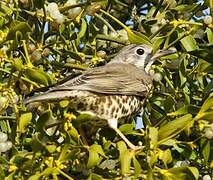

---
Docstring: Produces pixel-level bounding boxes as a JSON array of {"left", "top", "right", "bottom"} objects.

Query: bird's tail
[{"left": 24, "top": 90, "right": 81, "bottom": 104}]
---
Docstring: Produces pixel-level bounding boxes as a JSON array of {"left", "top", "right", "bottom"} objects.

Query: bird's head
[{"left": 110, "top": 44, "right": 176, "bottom": 73}]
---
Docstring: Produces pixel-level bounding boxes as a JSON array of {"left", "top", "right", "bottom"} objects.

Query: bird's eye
[{"left": 136, "top": 48, "right": 145, "bottom": 55}]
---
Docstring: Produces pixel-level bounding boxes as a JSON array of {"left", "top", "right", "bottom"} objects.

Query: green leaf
[
  {"left": 200, "top": 138, "right": 210, "bottom": 163},
  {"left": 36, "top": 110, "right": 52, "bottom": 133},
  {"left": 87, "top": 144, "right": 105, "bottom": 168},
  {"left": 151, "top": 37, "right": 165, "bottom": 52},
  {"left": 206, "top": 28, "right": 213, "bottom": 44},
  {"left": 87, "top": 149, "right": 100, "bottom": 168},
  {"left": 189, "top": 45, "right": 213, "bottom": 63},
  {"left": 174, "top": 3, "right": 200, "bottom": 12},
  {"left": 119, "top": 123, "right": 134, "bottom": 135},
  {"left": 158, "top": 114, "right": 192, "bottom": 142},
  {"left": 89, "top": 144, "right": 105, "bottom": 157},
  {"left": 0, "top": 2, "right": 13, "bottom": 16},
  {"left": 6, "top": 21, "right": 31, "bottom": 41},
  {"left": 149, "top": 127, "right": 158, "bottom": 149},
  {"left": 127, "top": 29, "right": 151, "bottom": 45},
  {"left": 76, "top": 18, "right": 87, "bottom": 45},
  {"left": 13, "top": 57, "right": 24, "bottom": 71},
  {"left": 31, "top": 133, "right": 46, "bottom": 152},
  {"left": 159, "top": 149, "right": 173, "bottom": 165},
  {"left": 160, "top": 139, "right": 176, "bottom": 146},
  {"left": 133, "top": 156, "right": 141, "bottom": 177},
  {"left": 200, "top": 93, "right": 213, "bottom": 113},
  {"left": 68, "top": 125, "right": 80, "bottom": 143},
  {"left": 180, "top": 35, "right": 198, "bottom": 52},
  {"left": 117, "top": 141, "right": 127, "bottom": 154},
  {"left": 196, "top": 111, "right": 213, "bottom": 122},
  {"left": 58, "top": 144, "right": 79, "bottom": 161},
  {"left": 167, "top": 105, "right": 199, "bottom": 116},
  {"left": 18, "top": 112, "right": 32, "bottom": 133},
  {"left": 120, "top": 149, "right": 133, "bottom": 176},
  {"left": 179, "top": 57, "right": 187, "bottom": 86},
  {"left": 160, "top": 166, "right": 199, "bottom": 180},
  {"left": 209, "top": 0, "right": 213, "bottom": 8},
  {"left": 45, "top": 144, "right": 57, "bottom": 153},
  {"left": 59, "top": 100, "right": 69, "bottom": 108},
  {"left": 24, "top": 68, "right": 50, "bottom": 86},
  {"left": 0, "top": 156, "right": 8, "bottom": 164}
]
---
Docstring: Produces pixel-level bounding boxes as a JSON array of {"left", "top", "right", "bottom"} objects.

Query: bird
[{"left": 25, "top": 44, "right": 176, "bottom": 150}]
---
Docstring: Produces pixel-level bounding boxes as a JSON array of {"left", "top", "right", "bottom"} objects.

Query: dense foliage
[{"left": 0, "top": 0, "right": 213, "bottom": 179}]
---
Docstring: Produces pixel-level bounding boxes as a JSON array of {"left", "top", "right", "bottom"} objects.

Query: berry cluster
[{"left": 0, "top": 132, "right": 12, "bottom": 153}]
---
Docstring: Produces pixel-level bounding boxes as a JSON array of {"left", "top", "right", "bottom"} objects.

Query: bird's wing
[{"left": 49, "top": 63, "right": 152, "bottom": 97}]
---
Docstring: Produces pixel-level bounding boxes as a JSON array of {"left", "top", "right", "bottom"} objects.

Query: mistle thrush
[{"left": 25, "top": 44, "right": 175, "bottom": 150}]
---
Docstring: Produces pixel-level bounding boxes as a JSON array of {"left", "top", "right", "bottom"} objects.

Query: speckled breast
[{"left": 76, "top": 94, "right": 143, "bottom": 127}]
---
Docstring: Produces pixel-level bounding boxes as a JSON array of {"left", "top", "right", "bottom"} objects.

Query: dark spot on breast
[
  {"left": 90, "top": 103, "right": 93, "bottom": 110},
  {"left": 100, "top": 106, "right": 104, "bottom": 114},
  {"left": 111, "top": 106, "right": 116, "bottom": 115},
  {"left": 116, "top": 107, "right": 119, "bottom": 113},
  {"left": 122, "top": 107, "right": 126, "bottom": 114},
  {"left": 130, "top": 105, "right": 134, "bottom": 111},
  {"left": 119, "top": 102, "right": 122, "bottom": 109},
  {"left": 122, "top": 97, "right": 126, "bottom": 104},
  {"left": 96, "top": 98, "right": 101, "bottom": 104},
  {"left": 106, "top": 109, "right": 109, "bottom": 115},
  {"left": 108, "top": 96, "right": 113, "bottom": 107},
  {"left": 77, "top": 102, "right": 84, "bottom": 109},
  {"left": 117, "top": 96, "right": 121, "bottom": 104},
  {"left": 100, "top": 96, "right": 106, "bottom": 103}
]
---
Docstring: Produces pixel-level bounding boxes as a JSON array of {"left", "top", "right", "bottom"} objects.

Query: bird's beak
[{"left": 151, "top": 48, "right": 177, "bottom": 61}]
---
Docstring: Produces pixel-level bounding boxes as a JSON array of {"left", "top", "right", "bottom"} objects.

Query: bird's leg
[{"left": 107, "top": 119, "right": 143, "bottom": 150}]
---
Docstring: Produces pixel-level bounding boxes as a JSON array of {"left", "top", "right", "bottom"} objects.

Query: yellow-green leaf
[
  {"left": 19, "top": 112, "right": 32, "bottom": 133},
  {"left": 206, "top": 28, "right": 213, "bottom": 44},
  {"left": 180, "top": 35, "right": 198, "bottom": 52},
  {"left": 158, "top": 114, "right": 192, "bottom": 142},
  {"left": 127, "top": 29, "right": 151, "bottom": 45},
  {"left": 117, "top": 141, "right": 127, "bottom": 154},
  {"left": 120, "top": 149, "right": 133, "bottom": 175},
  {"left": 133, "top": 156, "right": 141, "bottom": 177},
  {"left": 89, "top": 144, "right": 105, "bottom": 157},
  {"left": 149, "top": 127, "right": 158, "bottom": 149},
  {"left": 87, "top": 149, "right": 100, "bottom": 168},
  {"left": 24, "top": 68, "right": 49, "bottom": 86}
]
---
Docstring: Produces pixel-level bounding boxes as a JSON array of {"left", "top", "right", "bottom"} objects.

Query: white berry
[
  {"left": 97, "top": 50, "right": 106, "bottom": 58},
  {"left": 46, "top": 2, "right": 64, "bottom": 24},
  {"left": 204, "top": 15, "right": 212, "bottom": 25},
  {"left": 205, "top": 128, "right": 213, "bottom": 139},
  {"left": 5, "top": 141, "right": 12, "bottom": 150},
  {"left": 55, "top": 14, "right": 65, "bottom": 24},
  {"left": 151, "top": 24, "right": 159, "bottom": 34},
  {"left": 42, "top": 48, "right": 50, "bottom": 57},
  {"left": 153, "top": 73, "right": 163, "bottom": 82},
  {"left": 0, "top": 132, "right": 8, "bottom": 142},
  {"left": 0, "top": 142, "right": 8, "bottom": 152},
  {"left": 65, "top": 0, "right": 81, "bottom": 19},
  {"left": 28, "top": 43, "right": 36, "bottom": 53},
  {"left": 203, "top": 174, "right": 211, "bottom": 180},
  {"left": 31, "top": 50, "right": 41, "bottom": 62}
]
